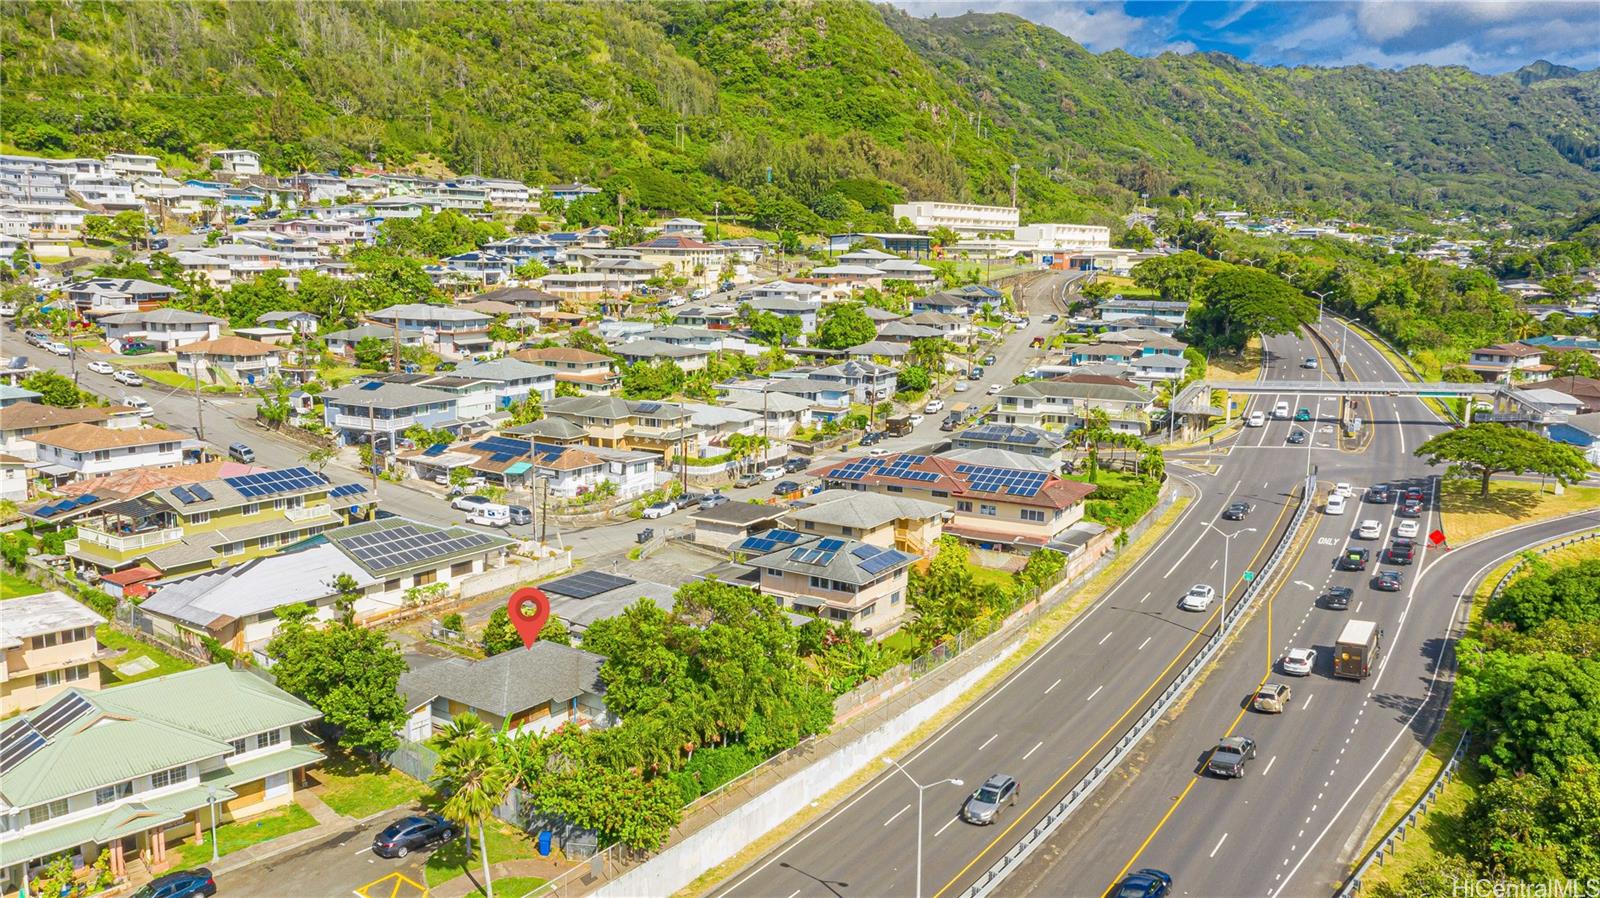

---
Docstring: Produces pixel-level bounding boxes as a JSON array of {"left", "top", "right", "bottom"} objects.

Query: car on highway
[
  {"left": 734, "top": 473, "right": 761, "bottom": 489},
  {"left": 953, "top": 379, "right": 969, "bottom": 392},
  {"left": 1373, "top": 569, "right": 1405, "bottom": 591},
  {"left": 87, "top": 359, "right": 115, "bottom": 375},
  {"left": 1334, "top": 482, "right": 1353, "bottom": 497},
  {"left": 1252, "top": 683, "right": 1292, "bottom": 713},
  {"left": 1179, "top": 583, "right": 1217, "bottom": 612},
  {"left": 961, "top": 774, "right": 1018, "bottom": 825},
  {"left": 1287, "top": 428, "right": 1307, "bottom": 444},
  {"left": 1357, "top": 519, "right": 1382, "bottom": 539},
  {"left": 987, "top": 383, "right": 1002, "bottom": 395},
  {"left": 129, "top": 868, "right": 216, "bottom": 898},
  {"left": 698, "top": 492, "right": 729, "bottom": 510},
  {"left": 772, "top": 480, "right": 802, "bottom": 495},
  {"left": 1294, "top": 407, "right": 1312, "bottom": 421},
  {"left": 1207, "top": 736, "right": 1257, "bottom": 778},
  {"left": 1403, "top": 487, "right": 1426, "bottom": 504},
  {"left": 1247, "top": 411, "right": 1266, "bottom": 427},
  {"left": 759, "top": 465, "right": 785, "bottom": 481},
  {"left": 1302, "top": 358, "right": 1318, "bottom": 369},
  {"left": 451, "top": 494, "right": 491, "bottom": 513},
  {"left": 1325, "top": 494, "right": 1347, "bottom": 515},
  {"left": 1395, "top": 518, "right": 1420, "bottom": 539},
  {"left": 1397, "top": 499, "right": 1423, "bottom": 518},
  {"left": 1337, "top": 547, "right": 1370, "bottom": 571},
  {"left": 1322, "top": 586, "right": 1353, "bottom": 610},
  {"left": 1221, "top": 501, "right": 1252, "bottom": 521},
  {"left": 1384, "top": 538, "right": 1416, "bottom": 565},
  {"left": 925, "top": 399, "right": 944, "bottom": 414},
  {"left": 1273, "top": 401, "right": 1290, "bottom": 419},
  {"left": 1281, "top": 647, "right": 1316, "bottom": 676},
  {"left": 1366, "top": 484, "right": 1394, "bottom": 504},
  {"left": 1112, "top": 868, "right": 1172, "bottom": 898},
  {"left": 641, "top": 499, "right": 678, "bottom": 519},
  {"left": 371, "top": 813, "right": 458, "bottom": 859}
]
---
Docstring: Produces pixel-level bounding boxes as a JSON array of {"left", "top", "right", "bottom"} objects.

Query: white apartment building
[
  {"left": 104, "top": 153, "right": 163, "bottom": 180},
  {"left": 893, "top": 201, "right": 1020, "bottom": 236},
  {"left": 1014, "top": 223, "right": 1112, "bottom": 253}
]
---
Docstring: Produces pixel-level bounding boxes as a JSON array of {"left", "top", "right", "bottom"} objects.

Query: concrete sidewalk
[{"left": 209, "top": 794, "right": 400, "bottom": 877}]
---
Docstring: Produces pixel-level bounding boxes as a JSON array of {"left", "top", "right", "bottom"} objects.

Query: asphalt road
[
  {"left": 709, "top": 328, "right": 1338, "bottom": 898},
  {"left": 213, "top": 812, "right": 433, "bottom": 898},
  {"left": 995, "top": 317, "right": 1600, "bottom": 898}
]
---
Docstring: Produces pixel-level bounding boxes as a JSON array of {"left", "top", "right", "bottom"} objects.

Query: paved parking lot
[{"left": 215, "top": 813, "right": 431, "bottom": 898}]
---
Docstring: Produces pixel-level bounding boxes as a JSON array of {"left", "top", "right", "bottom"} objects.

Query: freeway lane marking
[
  {"left": 1210, "top": 558, "right": 1218, "bottom": 570},
  {"left": 979, "top": 734, "right": 997, "bottom": 750},
  {"left": 1024, "top": 741, "right": 1044, "bottom": 760},
  {"left": 787, "top": 892, "right": 800, "bottom": 898},
  {"left": 1086, "top": 685, "right": 1104, "bottom": 701},
  {"left": 1303, "top": 692, "right": 1314, "bottom": 711},
  {"left": 1139, "top": 591, "right": 1150, "bottom": 604},
  {"left": 1210, "top": 833, "right": 1229, "bottom": 858},
  {"left": 1098, "top": 631, "right": 1113, "bottom": 646},
  {"left": 1137, "top": 636, "right": 1152, "bottom": 651},
  {"left": 935, "top": 817, "right": 959, "bottom": 838},
  {"left": 1045, "top": 678, "right": 1061, "bottom": 694},
  {"left": 1262, "top": 755, "right": 1276, "bottom": 777},
  {"left": 884, "top": 804, "right": 910, "bottom": 827}
]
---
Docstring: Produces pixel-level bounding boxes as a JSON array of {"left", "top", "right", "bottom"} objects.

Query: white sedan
[
  {"left": 1179, "top": 584, "right": 1217, "bottom": 612},
  {"left": 987, "top": 384, "right": 1002, "bottom": 395},
  {"left": 87, "top": 360, "right": 115, "bottom": 376},
  {"left": 1357, "top": 519, "right": 1383, "bottom": 539},
  {"left": 908, "top": 414, "right": 924, "bottom": 426},
  {"left": 953, "top": 380, "right": 970, "bottom": 393},
  {"left": 1281, "top": 647, "right": 1317, "bottom": 676},
  {"left": 758, "top": 466, "right": 785, "bottom": 481},
  {"left": 113, "top": 369, "right": 144, "bottom": 387},
  {"left": 1396, "top": 519, "right": 1420, "bottom": 539},
  {"left": 640, "top": 500, "right": 677, "bottom": 519}
]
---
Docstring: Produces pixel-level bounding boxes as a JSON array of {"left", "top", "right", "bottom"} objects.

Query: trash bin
[{"left": 538, "top": 830, "right": 553, "bottom": 857}]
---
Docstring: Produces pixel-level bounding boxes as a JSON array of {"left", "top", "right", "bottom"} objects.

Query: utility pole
[
  {"left": 1009, "top": 163, "right": 1020, "bottom": 209},
  {"left": 539, "top": 475, "right": 548, "bottom": 544},
  {"left": 391, "top": 319, "right": 401, "bottom": 373},
  {"left": 192, "top": 353, "right": 206, "bottom": 442}
]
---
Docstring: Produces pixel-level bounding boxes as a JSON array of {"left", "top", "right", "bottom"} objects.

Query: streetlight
[
  {"left": 205, "top": 787, "right": 221, "bottom": 862},
  {"left": 1203, "top": 523, "right": 1257, "bottom": 635},
  {"left": 882, "top": 757, "right": 963, "bottom": 898}
]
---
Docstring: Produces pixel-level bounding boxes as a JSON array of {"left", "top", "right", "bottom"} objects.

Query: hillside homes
[{"left": 0, "top": 591, "right": 114, "bottom": 717}]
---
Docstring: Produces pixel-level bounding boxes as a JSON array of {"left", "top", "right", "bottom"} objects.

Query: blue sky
[{"left": 890, "top": 1, "right": 1600, "bottom": 73}]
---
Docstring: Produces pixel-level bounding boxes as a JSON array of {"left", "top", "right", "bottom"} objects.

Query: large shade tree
[
  {"left": 1414, "top": 423, "right": 1591, "bottom": 497},
  {"left": 1188, "top": 267, "right": 1316, "bottom": 354}
]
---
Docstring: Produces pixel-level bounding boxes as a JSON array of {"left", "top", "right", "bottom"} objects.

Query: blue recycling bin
[{"left": 537, "top": 830, "right": 553, "bottom": 856}]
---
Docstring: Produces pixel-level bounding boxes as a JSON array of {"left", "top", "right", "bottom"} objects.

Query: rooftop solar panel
[
  {"left": 543, "top": 570, "right": 637, "bottom": 599},
  {"left": 423, "top": 443, "right": 448, "bottom": 457},
  {"left": 859, "top": 549, "right": 909, "bottom": 576},
  {"left": 32, "top": 692, "right": 92, "bottom": 738},
  {"left": 817, "top": 538, "right": 846, "bottom": 552},
  {"left": 188, "top": 485, "right": 213, "bottom": 501},
  {"left": 171, "top": 486, "right": 195, "bottom": 504},
  {"left": 0, "top": 719, "right": 45, "bottom": 775},
  {"left": 361, "top": 380, "right": 384, "bottom": 390},
  {"left": 35, "top": 504, "right": 58, "bottom": 517}
]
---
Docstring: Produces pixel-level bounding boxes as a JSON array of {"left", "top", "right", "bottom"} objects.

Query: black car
[
  {"left": 1221, "top": 501, "right": 1253, "bottom": 521},
  {"left": 1337, "top": 547, "right": 1371, "bottom": 571},
  {"left": 1287, "top": 429, "right": 1308, "bottom": 445},
  {"left": 131, "top": 869, "right": 216, "bottom": 898},
  {"left": 1323, "top": 586, "right": 1353, "bottom": 610},
  {"left": 772, "top": 480, "right": 802, "bottom": 495},
  {"left": 1113, "top": 868, "right": 1173, "bottom": 898},
  {"left": 859, "top": 431, "right": 884, "bottom": 446},
  {"left": 372, "top": 813, "right": 458, "bottom": 858},
  {"left": 783, "top": 457, "right": 810, "bottom": 474},
  {"left": 1373, "top": 570, "right": 1404, "bottom": 592},
  {"left": 1384, "top": 538, "right": 1415, "bottom": 565},
  {"left": 1397, "top": 499, "right": 1423, "bottom": 518},
  {"left": 1366, "top": 484, "right": 1394, "bottom": 504}
]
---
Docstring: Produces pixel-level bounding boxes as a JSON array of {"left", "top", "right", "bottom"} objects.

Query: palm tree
[{"left": 433, "top": 722, "right": 510, "bottom": 898}]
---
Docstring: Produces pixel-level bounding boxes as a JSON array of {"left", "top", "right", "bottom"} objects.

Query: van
[
  {"left": 468, "top": 503, "right": 511, "bottom": 528},
  {"left": 228, "top": 442, "right": 255, "bottom": 463},
  {"left": 1273, "top": 401, "right": 1290, "bottom": 419}
]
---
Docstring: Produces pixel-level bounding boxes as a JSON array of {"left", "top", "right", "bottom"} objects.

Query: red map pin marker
[{"left": 507, "top": 587, "right": 551, "bottom": 649}]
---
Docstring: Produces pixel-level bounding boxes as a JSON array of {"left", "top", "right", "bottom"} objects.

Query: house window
[
  {"left": 767, "top": 568, "right": 783, "bottom": 579},
  {"left": 859, "top": 603, "right": 877, "bottom": 618},
  {"left": 886, "top": 485, "right": 903, "bottom": 493},
  {"left": 31, "top": 631, "right": 58, "bottom": 649},
  {"left": 63, "top": 664, "right": 89, "bottom": 683},
  {"left": 385, "top": 579, "right": 401, "bottom": 592},
  {"left": 241, "top": 503, "right": 260, "bottom": 515},
  {"left": 891, "top": 590, "right": 902, "bottom": 605},
  {"left": 255, "top": 729, "right": 283, "bottom": 750},
  {"left": 810, "top": 575, "right": 828, "bottom": 589},
  {"left": 842, "top": 526, "right": 855, "bottom": 536},
  {"left": 228, "top": 738, "right": 248, "bottom": 756},
  {"left": 189, "top": 511, "right": 211, "bottom": 525},
  {"left": 69, "top": 627, "right": 90, "bottom": 643},
  {"left": 451, "top": 561, "right": 473, "bottom": 577},
  {"left": 29, "top": 799, "right": 68, "bottom": 825},
  {"left": 37, "top": 669, "right": 62, "bottom": 687},
  {"left": 1020, "top": 509, "right": 1046, "bottom": 523},
  {"left": 980, "top": 504, "right": 998, "bottom": 517},
  {"left": 151, "top": 765, "right": 187, "bottom": 788},
  {"left": 826, "top": 608, "right": 850, "bottom": 622},
  {"left": 220, "top": 542, "right": 242, "bottom": 556},
  {"left": 803, "top": 521, "right": 815, "bottom": 530},
  {"left": 956, "top": 501, "right": 973, "bottom": 513},
  {"left": 95, "top": 782, "right": 133, "bottom": 805},
  {"left": 415, "top": 570, "right": 437, "bottom": 587},
  {"left": 932, "top": 490, "right": 949, "bottom": 498}
]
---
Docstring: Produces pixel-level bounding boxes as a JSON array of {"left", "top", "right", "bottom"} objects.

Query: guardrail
[
  {"left": 960, "top": 471, "right": 1318, "bottom": 898},
  {"left": 1334, "top": 527, "right": 1599, "bottom": 895}
]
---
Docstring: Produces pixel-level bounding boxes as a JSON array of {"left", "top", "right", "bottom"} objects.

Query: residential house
[
  {"left": 629, "top": 236, "right": 729, "bottom": 284},
  {"left": 873, "top": 259, "right": 936, "bottom": 286},
  {"left": 813, "top": 451, "right": 1097, "bottom": 550},
  {"left": 1548, "top": 412, "right": 1600, "bottom": 465},
  {"left": 658, "top": 218, "right": 706, "bottom": 240},
  {"left": 105, "top": 153, "right": 163, "bottom": 179},
  {"left": 951, "top": 423, "right": 1068, "bottom": 466},
  {"left": 441, "top": 251, "right": 514, "bottom": 286},
  {"left": 1466, "top": 343, "right": 1552, "bottom": 383},
  {"left": 744, "top": 296, "right": 820, "bottom": 334},
  {"left": 535, "top": 272, "right": 612, "bottom": 301},
  {"left": 0, "top": 386, "right": 40, "bottom": 409},
  {"left": 366, "top": 303, "right": 493, "bottom": 359},
  {"left": 812, "top": 360, "right": 898, "bottom": 403},
  {"left": 29, "top": 424, "right": 185, "bottom": 485},
  {"left": 65, "top": 466, "right": 372, "bottom": 577},
  {"left": 456, "top": 177, "right": 534, "bottom": 211},
  {"left": 613, "top": 339, "right": 711, "bottom": 372},
  {"left": 1129, "top": 353, "right": 1190, "bottom": 383},
  {"left": 545, "top": 183, "right": 602, "bottom": 203},
  {"left": 743, "top": 281, "right": 823, "bottom": 304},
  {"left": 1097, "top": 298, "right": 1189, "bottom": 326},
  {"left": 1101, "top": 315, "right": 1181, "bottom": 337},
  {"left": 875, "top": 320, "right": 945, "bottom": 344},
  {"left": 511, "top": 347, "right": 618, "bottom": 395},
  {"left": 174, "top": 336, "right": 284, "bottom": 386},
  {"left": 524, "top": 445, "right": 657, "bottom": 499},
  {"left": 538, "top": 571, "right": 680, "bottom": 637},
  {"left": 993, "top": 379, "right": 1156, "bottom": 435},
  {"left": 745, "top": 533, "right": 917, "bottom": 635},
  {"left": 1521, "top": 376, "right": 1600, "bottom": 414},
  {"left": 291, "top": 172, "right": 348, "bottom": 203},
  {"left": 903, "top": 311, "right": 968, "bottom": 338},
  {"left": 65, "top": 279, "right": 180, "bottom": 318},
  {"left": 807, "top": 264, "right": 885, "bottom": 291},
  {"left": 472, "top": 286, "right": 565, "bottom": 316},
  {"left": 378, "top": 373, "right": 497, "bottom": 422},
  {"left": 210, "top": 150, "right": 261, "bottom": 177},
  {"left": 720, "top": 378, "right": 854, "bottom": 422},
  {"left": 784, "top": 490, "right": 947, "bottom": 555},
  {"left": 321, "top": 381, "right": 458, "bottom": 447},
  {"left": 910, "top": 291, "right": 978, "bottom": 317},
  {"left": 891, "top": 201, "right": 1019, "bottom": 235},
  {"left": 689, "top": 503, "right": 793, "bottom": 550},
  {"left": 542, "top": 396, "right": 703, "bottom": 460},
  {"left": 321, "top": 324, "right": 424, "bottom": 357},
  {"left": 721, "top": 391, "right": 814, "bottom": 439},
  {"left": 255, "top": 310, "right": 320, "bottom": 334},
  {"left": 0, "top": 666, "right": 323, "bottom": 895},
  {"left": 0, "top": 405, "right": 141, "bottom": 462},
  {"left": 848, "top": 340, "right": 909, "bottom": 363},
  {"left": 0, "top": 591, "right": 112, "bottom": 717},
  {"left": 0, "top": 454, "right": 25, "bottom": 503},
  {"left": 98, "top": 309, "right": 223, "bottom": 353},
  {"left": 457, "top": 357, "right": 558, "bottom": 408},
  {"left": 1068, "top": 343, "right": 1137, "bottom": 367},
  {"left": 480, "top": 236, "right": 560, "bottom": 265},
  {"left": 397, "top": 642, "right": 611, "bottom": 742}
]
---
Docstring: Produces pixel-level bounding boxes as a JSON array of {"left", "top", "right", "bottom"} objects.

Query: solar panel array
[
  {"left": 955, "top": 464, "right": 1049, "bottom": 497},
  {"left": 423, "top": 443, "right": 448, "bottom": 457},
  {"left": 736, "top": 529, "right": 806, "bottom": 554},
  {"left": 534, "top": 447, "right": 566, "bottom": 463},
  {"left": 0, "top": 718, "right": 45, "bottom": 774},
  {"left": 962, "top": 424, "right": 1042, "bottom": 446},
  {"left": 635, "top": 402, "right": 662, "bottom": 414},
  {"left": 472, "top": 436, "right": 531, "bottom": 458},
  {"left": 223, "top": 467, "right": 330, "bottom": 498},
  {"left": 34, "top": 494, "right": 101, "bottom": 517},
  {"left": 172, "top": 486, "right": 195, "bottom": 504},
  {"left": 340, "top": 524, "right": 496, "bottom": 573},
  {"left": 825, "top": 454, "right": 940, "bottom": 483},
  {"left": 851, "top": 543, "right": 913, "bottom": 576},
  {"left": 190, "top": 484, "right": 214, "bottom": 501},
  {"left": 543, "top": 570, "right": 637, "bottom": 599},
  {"left": 33, "top": 692, "right": 92, "bottom": 738},
  {"left": 792, "top": 536, "right": 846, "bottom": 566},
  {"left": 329, "top": 483, "right": 368, "bottom": 499}
]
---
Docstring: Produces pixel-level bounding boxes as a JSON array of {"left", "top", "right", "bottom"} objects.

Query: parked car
[
  {"left": 984, "top": 383, "right": 1001, "bottom": 395},
  {"left": 87, "top": 359, "right": 115, "bottom": 375},
  {"left": 961, "top": 774, "right": 1019, "bottom": 825},
  {"left": 1357, "top": 519, "right": 1382, "bottom": 539},
  {"left": 1373, "top": 570, "right": 1405, "bottom": 592},
  {"left": 47, "top": 341, "right": 71, "bottom": 357},
  {"left": 1395, "top": 519, "right": 1420, "bottom": 539},
  {"left": 113, "top": 368, "right": 144, "bottom": 386},
  {"left": 641, "top": 500, "right": 677, "bottom": 519},
  {"left": 908, "top": 414, "right": 924, "bottom": 426},
  {"left": 371, "top": 814, "right": 458, "bottom": 859},
  {"left": 1207, "top": 736, "right": 1257, "bottom": 778},
  {"left": 503, "top": 505, "right": 531, "bottom": 526},
  {"left": 1179, "top": 583, "right": 1217, "bottom": 612},
  {"left": 122, "top": 395, "right": 154, "bottom": 418},
  {"left": 734, "top": 473, "right": 761, "bottom": 489},
  {"left": 1252, "top": 683, "right": 1292, "bottom": 713},
  {"left": 1337, "top": 547, "right": 1370, "bottom": 571},
  {"left": 925, "top": 399, "right": 944, "bottom": 414},
  {"left": 772, "top": 480, "right": 802, "bottom": 495},
  {"left": 451, "top": 494, "right": 491, "bottom": 513},
  {"left": 983, "top": 354, "right": 997, "bottom": 366},
  {"left": 759, "top": 465, "right": 785, "bottom": 481},
  {"left": 859, "top": 431, "right": 883, "bottom": 447},
  {"left": 23, "top": 330, "right": 48, "bottom": 347},
  {"left": 1384, "top": 538, "right": 1416, "bottom": 565},
  {"left": 1112, "top": 869, "right": 1172, "bottom": 898},
  {"left": 1322, "top": 586, "right": 1353, "bottom": 611},
  {"left": 783, "top": 457, "right": 810, "bottom": 474},
  {"left": 1287, "top": 429, "right": 1307, "bottom": 445},
  {"left": 130, "top": 868, "right": 216, "bottom": 898},
  {"left": 867, "top": 447, "right": 890, "bottom": 458},
  {"left": 1281, "top": 647, "right": 1316, "bottom": 676},
  {"left": 698, "top": 492, "right": 729, "bottom": 510},
  {"left": 1221, "top": 501, "right": 1252, "bottom": 521},
  {"left": 227, "top": 442, "right": 255, "bottom": 463}
]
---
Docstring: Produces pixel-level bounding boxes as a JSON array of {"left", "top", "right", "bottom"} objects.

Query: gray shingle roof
[{"left": 397, "top": 641, "right": 605, "bottom": 718}]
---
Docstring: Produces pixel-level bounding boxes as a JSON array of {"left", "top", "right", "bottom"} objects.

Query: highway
[
  {"left": 708, "top": 327, "right": 1339, "bottom": 898},
  {"left": 994, "top": 317, "right": 1600, "bottom": 898}
]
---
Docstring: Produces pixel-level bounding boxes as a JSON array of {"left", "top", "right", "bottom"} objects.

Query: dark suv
[
  {"left": 1366, "top": 484, "right": 1394, "bottom": 504},
  {"left": 131, "top": 869, "right": 216, "bottom": 898},
  {"left": 372, "top": 814, "right": 458, "bottom": 858},
  {"left": 1383, "top": 538, "right": 1415, "bottom": 565},
  {"left": 1322, "top": 586, "right": 1353, "bottom": 610},
  {"left": 1337, "top": 547, "right": 1370, "bottom": 571}
]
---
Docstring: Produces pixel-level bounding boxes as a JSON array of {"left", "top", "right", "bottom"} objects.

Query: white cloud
[
  {"left": 1207, "top": 1, "right": 1259, "bottom": 30},
  {"left": 1354, "top": 0, "right": 1426, "bottom": 43}
]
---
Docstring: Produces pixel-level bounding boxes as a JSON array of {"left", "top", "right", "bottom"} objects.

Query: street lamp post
[
  {"left": 1204, "top": 523, "right": 1257, "bottom": 635},
  {"left": 205, "top": 787, "right": 220, "bottom": 862},
  {"left": 882, "top": 757, "right": 963, "bottom": 898}
]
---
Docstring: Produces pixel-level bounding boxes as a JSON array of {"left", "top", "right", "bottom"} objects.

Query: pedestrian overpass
[{"left": 1168, "top": 378, "right": 1564, "bottom": 430}]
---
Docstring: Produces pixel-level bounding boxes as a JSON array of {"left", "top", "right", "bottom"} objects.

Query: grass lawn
[
  {"left": 424, "top": 818, "right": 535, "bottom": 888},
  {"left": 1060, "top": 469, "right": 1141, "bottom": 491},
  {"left": 313, "top": 753, "right": 432, "bottom": 820},
  {"left": 879, "top": 629, "right": 917, "bottom": 658},
  {"left": 97, "top": 624, "right": 196, "bottom": 685},
  {"left": 0, "top": 570, "right": 43, "bottom": 599},
  {"left": 169, "top": 802, "right": 319, "bottom": 870},
  {"left": 1090, "top": 274, "right": 1160, "bottom": 298},
  {"left": 967, "top": 559, "right": 1014, "bottom": 593},
  {"left": 318, "top": 365, "right": 383, "bottom": 387},
  {"left": 1206, "top": 336, "right": 1263, "bottom": 383},
  {"left": 463, "top": 876, "right": 547, "bottom": 898},
  {"left": 138, "top": 368, "right": 203, "bottom": 390},
  {"left": 1439, "top": 480, "right": 1600, "bottom": 545}
]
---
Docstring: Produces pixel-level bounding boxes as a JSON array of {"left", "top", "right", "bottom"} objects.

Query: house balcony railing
[
  {"left": 332, "top": 413, "right": 415, "bottom": 431},
  {"left": 71, "top": 526, "right": 182, "bottom": 554},
  {"left": 283, "top": 504, "right": 336, "bottom": 524}
]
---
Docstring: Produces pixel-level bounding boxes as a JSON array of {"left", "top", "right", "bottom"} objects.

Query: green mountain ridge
[{"left": 2, "top": 1, "right": 1597, "bottom": 227}]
